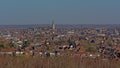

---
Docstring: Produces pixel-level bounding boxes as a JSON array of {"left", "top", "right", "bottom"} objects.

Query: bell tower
[{"left": 52, "top": 20, "right": 55, "bottom": 30}]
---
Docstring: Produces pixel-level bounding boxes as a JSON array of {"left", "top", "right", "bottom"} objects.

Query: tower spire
[{"left": 52, "top": 20, "right": 55, "bottom": 30}]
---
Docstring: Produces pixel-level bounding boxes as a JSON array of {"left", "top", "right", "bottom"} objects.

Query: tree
[
  {"left": 9, "top": 43, "right": 15, "bottom": 48},
  {"left": 86, "top": 46, "right": 97, "bottom": 52},
  {"left": 0, "top": 43, "right": 4, "bottom": 50},
  {"left": 22, "top": 40, "right": 30, "bottom": 49}
]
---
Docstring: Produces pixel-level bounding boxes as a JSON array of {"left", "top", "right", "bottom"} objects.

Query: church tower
[
  {"left": 52, "top": 20, "right": 55, "bottom": 30},
  {"left": 52, "top": 20, "right": 56, "bottom": 34}
]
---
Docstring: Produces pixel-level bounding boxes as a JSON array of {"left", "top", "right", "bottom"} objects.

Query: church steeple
[{"left": 52, "top": 20, "right": 55, "bottom": 30}]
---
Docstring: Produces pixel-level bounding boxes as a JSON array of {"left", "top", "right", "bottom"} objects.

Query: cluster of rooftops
[{"left": 0, "top": 24, "right": 120, "bottom": 60}]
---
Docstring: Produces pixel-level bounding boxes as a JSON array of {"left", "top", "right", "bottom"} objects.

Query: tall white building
[
  {"left": 52, "top": 20, "right": 55, "bottom": 30},
  {"left": 52, "top": 20, "right": 56, "bottom": 34},
  {"left": 115, "top": 29, "right": 119, "bottom": 35}
]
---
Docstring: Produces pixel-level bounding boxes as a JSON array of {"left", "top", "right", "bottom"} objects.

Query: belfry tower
[
  {"left": 52, "top": 20, "right": 56, "bottom": 34},
  {"left": 52, "top": 20, "right": 55, "bottom": 30}
]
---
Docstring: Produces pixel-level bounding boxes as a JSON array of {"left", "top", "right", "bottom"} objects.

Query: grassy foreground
[{"left": 0, "top": 55, "right": 120, "bottom": 68}]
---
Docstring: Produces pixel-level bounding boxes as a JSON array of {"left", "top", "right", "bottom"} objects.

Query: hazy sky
[{"left": 0, "top": 0, "right": 120, "bottom": 25}]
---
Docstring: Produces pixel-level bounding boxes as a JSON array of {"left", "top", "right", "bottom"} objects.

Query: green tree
[
  {"left": 86, "top": 46, "right": 97, "bottom": 52},
  {"left": 0, "top": 43, "right": 4, "bottom": 50}
]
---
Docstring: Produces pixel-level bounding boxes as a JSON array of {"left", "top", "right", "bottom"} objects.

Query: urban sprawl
[{"left": 0, "top": 23, "right": 120, "bottom": 60}]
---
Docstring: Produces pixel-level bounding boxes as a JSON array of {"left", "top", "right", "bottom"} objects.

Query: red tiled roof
[{"left": 0, "top": 48, "right": 17, "bottom": 52}]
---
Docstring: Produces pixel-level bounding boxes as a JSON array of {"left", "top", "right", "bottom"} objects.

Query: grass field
[{"left": 0, "top": 55, "right": 120, "bottom": 68}]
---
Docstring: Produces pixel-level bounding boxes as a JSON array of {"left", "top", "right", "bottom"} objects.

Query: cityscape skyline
[{"left": 0, "top": 1, "right": 120, "bottom": 67}]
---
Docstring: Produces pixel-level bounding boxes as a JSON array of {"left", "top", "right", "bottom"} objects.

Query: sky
[{"left": 0, "top": 0, "right": 120, "bottom": 25}]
